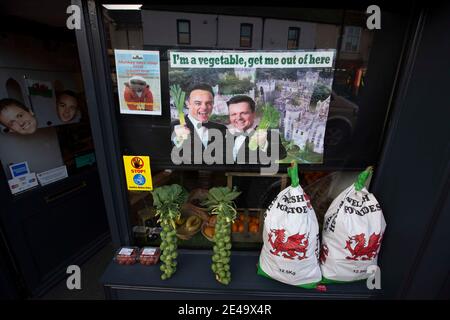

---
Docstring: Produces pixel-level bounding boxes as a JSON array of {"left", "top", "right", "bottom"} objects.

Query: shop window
[
  {"left": 100, "top": 6, "right": 408, "bottom": 252},
  {"left": 240, "top": 23, "right": 253, "bottom": 47},
  {"left": 0, "top": 18, "right": 97, "bottom": 192},
  {"left": 341, "top": 26, "right": 361, "bottom": 53},
  {"left": 287, "top": 27, "right": 300, "bottom": 49},
  {"left": 177, "top": 20, "right": 191, "bottom": 45}
]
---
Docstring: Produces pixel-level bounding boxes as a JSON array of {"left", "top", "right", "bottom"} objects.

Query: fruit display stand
[
  {"left": 100, "top": 169, "right": 382, "bottom": 299},
  {"left": 231, "top": 208, "right": 264, "bottom": 243},
  {"left": 225, "top": 172, "right": 287, "bottom": 244}
]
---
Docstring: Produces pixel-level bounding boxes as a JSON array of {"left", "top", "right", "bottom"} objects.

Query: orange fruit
[
  {"left": 238, "top": 223, "right": 245, "bottom": 233},
  {"left": 204, "top": 226, "right": 215, "bottom": 238},
  {"left": 249, "top": 223, "right": 259, "bottom": 233}
]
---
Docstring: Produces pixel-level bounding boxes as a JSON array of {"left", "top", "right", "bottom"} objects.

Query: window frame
[
  {"left": 287, "top": 27, "right": 300, "bottom": 49},
  {"left": 240, "top": 23, "right": 253, "bottom": 48},
  {"left": 177, "top": 19, "right": 191, "bottom": 45},
  {"left": 341, "top": 26, "right": 362, "bottom": 53}
]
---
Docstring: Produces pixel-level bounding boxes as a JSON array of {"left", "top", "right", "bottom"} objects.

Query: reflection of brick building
[{"left": 314, "top": 12, "right": 373, "bottom": 97}]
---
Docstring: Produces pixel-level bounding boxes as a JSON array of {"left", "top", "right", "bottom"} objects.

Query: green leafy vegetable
[
  {"left": 202, "top": 187, "right": 241, "bottom": 285},
  {"left": 170, "top": 84, "right": 187, "bottom": 126},
  {"left": 249, "top": 103, "right": 280, "bottom": 151},
  {"left": 152, "top": 184, "right": 188, "bottom": 280}
]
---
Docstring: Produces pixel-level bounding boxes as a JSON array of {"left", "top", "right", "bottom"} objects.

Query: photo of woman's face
[
  {"left": 57, "top": 94, "right": 78, "bottom": 122},
  {"left": 0, "top": 104, "right": 38, "bottom": 135}
]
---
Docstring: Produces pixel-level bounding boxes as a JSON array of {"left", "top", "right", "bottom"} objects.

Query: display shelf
[
  {"left": 101, "top": 249, "right": 380, "bottom": 299},
  {"left": 136, "top": 231, "right": 263, "bottom": 251}
]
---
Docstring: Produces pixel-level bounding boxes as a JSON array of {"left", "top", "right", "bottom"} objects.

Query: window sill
[{"left": 101, "top": 249, "right": 381, "bottom": 299}]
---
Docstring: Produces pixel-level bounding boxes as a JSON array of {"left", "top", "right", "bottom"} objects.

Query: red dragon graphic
[
  {"left": 304, "top": 193, "right": 313, "bottom": 209},
  {"left": 345, "top": 232, "right": 383, "bottom": 261},
  {"left": 319, "top": 244, "right": 329, "bottom": 264},
  {"left": 268, "top": 229, "right": 309, "bottom": 260}
]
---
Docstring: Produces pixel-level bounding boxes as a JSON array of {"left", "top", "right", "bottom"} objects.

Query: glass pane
[
  {"left": 178, "top": 21, "right": 190, "bottom": 33},
  {"left": 1, "top": 9, "right": 97, "bottom": 188},
  {"left": 240, "top": 25, "right": 252, "bottom": 37},
  {"left": 240, "top": 37, "right": 251, "bottom": 47},
  {"left": 178, "top": 33, "right": 190, "bottom": 44},
  {"left": 100, "top": 5, "right": 411, "bottom": 249},
  {"left": 287, "top": 39, "right": 298, "bottom": 49},
  {"left": 288, "top": 29, "right": 298, "bottom": 40},
  {"left": 347, "top": 26, "right": 354, "bottom": 35}
]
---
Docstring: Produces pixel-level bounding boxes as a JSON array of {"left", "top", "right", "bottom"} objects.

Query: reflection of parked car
[{"left": 325, "top": 91, "right": 359, "bottom": 151}]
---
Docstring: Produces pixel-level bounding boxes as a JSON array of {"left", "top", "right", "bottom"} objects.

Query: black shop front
[{"left": 70, "top": 1, "right": 450, "bottom": 299}]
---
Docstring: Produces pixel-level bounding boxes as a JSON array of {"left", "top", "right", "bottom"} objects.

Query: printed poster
[
  {"left": 114, "top": 50, "right": 162, "bottom": 115},
  {"left": 168, "top": 50, "right": 335, "bottom": 164}
]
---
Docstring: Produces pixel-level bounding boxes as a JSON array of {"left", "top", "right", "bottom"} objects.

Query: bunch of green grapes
[
  {"left": 159, "top": 219, "right": 178, "bottom": 280},
  {"left": 152, "top": 184, "right": 187, "bottom": 280},
  {"left": 202, "top": 187, "right": 241, "bottom": 285},
  {"left": 211, "top": 213, "right": 233, "bottom": 284}
]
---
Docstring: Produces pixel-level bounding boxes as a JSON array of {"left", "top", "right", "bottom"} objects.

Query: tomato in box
[
  {"left": 138, "top": 247, "right": 161, "bottom": 265},
  {"left": 114, "top": 247, "right": 139, "bottom": 265}
]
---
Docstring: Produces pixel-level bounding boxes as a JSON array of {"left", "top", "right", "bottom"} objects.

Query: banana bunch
[{"left": 185, "top": 215, "right": 202, "bottom": 232}]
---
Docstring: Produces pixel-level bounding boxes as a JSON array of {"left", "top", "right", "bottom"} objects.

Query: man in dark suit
[
  {"left": 171, "top": 84, "right": 227, "bottom": 164},
  {"left": 226, "top": 95, "right": 287, "bottom": 164}
]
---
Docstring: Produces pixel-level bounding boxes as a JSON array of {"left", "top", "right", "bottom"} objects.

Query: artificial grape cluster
[
  {"left": 211, "top": 214, "right": 233, "bottom": 284},
  {"left": 159, "top": 220, "right": 178, "bottom": 280},
  {"left": 151, "top": 184, "right": 187, "bottom": 280},
  {"left": 202, "top": 187, "right": 241, "bottom": 285}
]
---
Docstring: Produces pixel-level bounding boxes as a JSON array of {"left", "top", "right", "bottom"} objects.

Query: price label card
[
  {"left": 142, "top": 248, "right": 157, "bottom": 256},
  {"left": 118, "top": 248, "right": 134, "bottom": 256}
]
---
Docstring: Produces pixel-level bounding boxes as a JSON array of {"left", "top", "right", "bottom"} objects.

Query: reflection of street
[{"left": 324, "top": 91, "right": 359, "bottom": 155}]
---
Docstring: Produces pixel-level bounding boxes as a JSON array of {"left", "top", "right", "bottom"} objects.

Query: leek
[
  {"left": 170, "top": 84, "right": 186, "bottom": 126},
  {"left": 249, "top": 103, "right": 280, "bottom": 151}
]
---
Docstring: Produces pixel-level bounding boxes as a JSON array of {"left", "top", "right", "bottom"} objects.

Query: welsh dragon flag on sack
[
  {"left": 257, "top": 163, "right": 322, "bottom": 288},
  {"left": 320, "top": 167, "right": 386, "bottom": 282}
]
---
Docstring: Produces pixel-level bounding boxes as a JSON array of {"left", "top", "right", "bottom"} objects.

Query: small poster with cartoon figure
[{"left": 114, "top": 50, "right": 162, "bottom": 115}]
